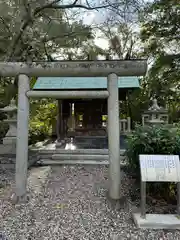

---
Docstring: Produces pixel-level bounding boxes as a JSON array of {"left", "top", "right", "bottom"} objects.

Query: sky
[
  {"left": 81, "top": 0, "right": 153, "bottom": 49},
  {"left": 83, "top": 10, "right": 109, "bottom": 49}
]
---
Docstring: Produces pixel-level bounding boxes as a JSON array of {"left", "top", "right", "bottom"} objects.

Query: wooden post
[
  {"left": 59, "top": 100, "right": 64, "bottom": 139},
  {"left": 177, "top": 182, "right": 180, "bottom": 216},
  {"left": 56, "top": 100, "right": 60, "bottom": 140},
  {"left": 141, "top": 181, "right": 146, "bottom": 219},
  {"left": 72, "top": 103, "right": 76, "bottom": 130},
  {"left": 107, "top": 73, "right": 121, "bottom": 199},
  {"left": 127, "top": 117, "right": 131, "bottom": 132},
  {"left": 15, "top": 74, "right": 29, "bottom": 201}
]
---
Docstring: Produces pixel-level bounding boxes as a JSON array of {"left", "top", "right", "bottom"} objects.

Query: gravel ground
[{"left": 1, "top": 164, "right": 180, "bottom": 240}]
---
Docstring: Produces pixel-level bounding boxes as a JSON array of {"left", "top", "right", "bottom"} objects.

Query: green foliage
[
  {"left": 126, "top": 124, "right": 180, "bottom": 200},
  {"left": 0, "top": 0, "right": 96, "bottom": 103},
  {"left": 126, "top": 124, "right": 180, "bottom": 171},
  {"left": 0, "top": 0, "right": 94, "bottom": 61},
  {"left": 29, "top": 99, "right": 57, "bottom": 145},
  {"left": 141, "top": 0, "right": 180, "bottom": 45},
  {"left": 127, "top": 78, "right": 150, "bottom": 124},
  {"left": 121, "top": 0, "right": 180, "bottom": 125},
  {"left": 140, "top": 0, "right": 180, "bottom": 102}
]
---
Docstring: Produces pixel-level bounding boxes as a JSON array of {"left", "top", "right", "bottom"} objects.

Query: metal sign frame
[{"left": 139, "top": 154, "right": 180, "bottom": 219}]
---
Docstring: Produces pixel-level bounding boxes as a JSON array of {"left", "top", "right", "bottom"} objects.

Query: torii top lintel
[{"left": 0, "top": 60, "right": 147, "bottom": 77}]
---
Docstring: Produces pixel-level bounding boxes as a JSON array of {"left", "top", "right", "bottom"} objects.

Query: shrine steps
[
  {"left": 37, "top": 149, "right": 126, "bottom": 165},
  {"left": 38, "top": 159, "right": 110, "bottom": 165},
  {"left": 56, "top": 136, "right": 108, "bottom": 149},
  {"left": 56, "top": 135, "right": 127, "bottom": 150}
]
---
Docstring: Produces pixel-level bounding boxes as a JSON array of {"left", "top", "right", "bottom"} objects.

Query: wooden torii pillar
[{"left": 0, "top": 60, "right": 147, "bottom": 202}]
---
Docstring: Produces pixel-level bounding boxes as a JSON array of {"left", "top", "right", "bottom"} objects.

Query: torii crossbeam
[
  {"left": 0, "top": 60, "right": 146, "bottom": 77},
  {"left": 0, "top": 60, "right": 147, "bottom": 202}
]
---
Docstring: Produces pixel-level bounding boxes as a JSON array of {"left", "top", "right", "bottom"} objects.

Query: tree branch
[
  {"left": 0, "top": 17, "right": 11, "bottom": 34},
  {"left": 6, "top": 0, "right": 116, "bottom": 61},
  {"left": 40, "top": 3, "right": 113, "bottom": 11},
  {"left": 34, "top": 1, "right": 115, "bottom": 13},
  {"left": 73, "top": 0, "right": 79, "bottom": 4},
  {"left": 6, "top": 0, "right": 63, "bottom": 60},
  {"left": 23, "top": 0, "right": 30, "bottom": 13},
  {"left": 34, "top": 0, "right": 65, "bottom": 14},
  {"left": 43, "top": 41, "right": 53, "bottom": 61},
  {"left": 6, "top": 17, "right": 34, "bottom": 61},
  {"left": 43, "top": 31, "right": 87, "bottom": 42}
]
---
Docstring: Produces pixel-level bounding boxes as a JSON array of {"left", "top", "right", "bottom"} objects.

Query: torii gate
[{"left": 0, "top": 60, "right": 147, "bottom": 202}]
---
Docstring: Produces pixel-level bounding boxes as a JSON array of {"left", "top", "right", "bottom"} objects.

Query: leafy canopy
[{"left": 140, "top": 0, "right": 180, "bottom": 101}]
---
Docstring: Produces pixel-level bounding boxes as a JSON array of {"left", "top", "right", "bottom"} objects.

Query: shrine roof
[{"left": 33, "top": 77, "right": 140, "bottom": 90}]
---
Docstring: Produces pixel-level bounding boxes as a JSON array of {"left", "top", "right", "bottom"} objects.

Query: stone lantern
[
  {"left": 0, "top": 99, "right": 17, "bottom": 145},
  {"left": 142, "top": 99, "right": 168, "bottom": 126}
]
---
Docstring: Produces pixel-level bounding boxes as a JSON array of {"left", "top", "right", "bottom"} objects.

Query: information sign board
[{"left": 139, "top": 155, "right": 180, "bottom": 182}]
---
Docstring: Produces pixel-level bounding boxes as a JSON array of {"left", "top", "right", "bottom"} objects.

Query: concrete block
[
  {"left": 38, "top": 159, "right": 109, "bottom": 165},
  {"left": 52, "top": 154, "right": 109, "bottom": 161},
  {"left": 55, "top": 149, "right": 109, "bottom": 155},
  {"left": 133, "top": 213, "right": 180, "bottom": 229},
  {"left": 0, "top": 144, "right": 16, "bottom": 154},
  {"left": 3, "top": 136, "right": 16, "bottom": 145}
]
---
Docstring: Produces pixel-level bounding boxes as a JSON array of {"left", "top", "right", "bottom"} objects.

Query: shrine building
[{"left": 33, "top": 76, "right": 139, "bottom": 142}]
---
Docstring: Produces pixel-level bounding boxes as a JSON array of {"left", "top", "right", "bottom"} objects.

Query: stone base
[
  {"left": 133, "top": 213, "right": 180, "bottom": 229},
  {"left": 0, "top": 144, "right": 16, "bottom": 154},
  {"left": 3, "top": 136, "right": 16, "bottom": 145}
]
